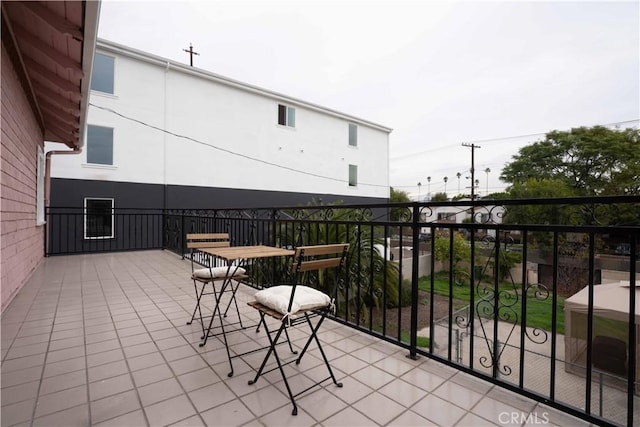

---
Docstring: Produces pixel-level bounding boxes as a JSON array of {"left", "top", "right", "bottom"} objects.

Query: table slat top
[{"left": 199, "top": 245, "right": 294, "bottom": 261}]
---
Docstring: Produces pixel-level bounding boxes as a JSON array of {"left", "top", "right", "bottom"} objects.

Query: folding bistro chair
[
  {"left": 186, "top": 233, "right": 248, "bottom": 345},
  {"left": 247, "top": 243, "right": 349, "bottom": 415}
]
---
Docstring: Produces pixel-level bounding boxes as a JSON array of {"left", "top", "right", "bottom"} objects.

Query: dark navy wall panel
[
  {"left": 50, "top": 179, "right": 164, "bottom": 208},
  {"left": 50, "top": 178, "right": 387, "bottom": 209},
  {"left": 165, "top": 185, "right": 384, "bottom": 209},
  {"left": 47, "top": 179, "right": 387, "bottom": 255}
]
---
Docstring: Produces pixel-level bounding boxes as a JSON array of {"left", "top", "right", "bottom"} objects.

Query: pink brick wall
[{"left": 1, "top": 41, "right": 45, "bottom": 312}]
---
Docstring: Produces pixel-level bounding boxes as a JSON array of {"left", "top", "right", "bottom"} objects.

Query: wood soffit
[{"left": 3, "top": 1, "right": 88, "bottom": 148}]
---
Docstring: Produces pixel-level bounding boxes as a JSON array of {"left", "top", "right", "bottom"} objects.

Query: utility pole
[
  {"left": 182, "top": 43, "right": 200, "bottom": 67},
  {"left": 462, "top": 143, "right": 481, "bottom": 223}
]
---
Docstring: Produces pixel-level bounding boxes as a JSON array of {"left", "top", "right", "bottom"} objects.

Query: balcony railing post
[
  {"left": 627, "top": 231, "right": 637, "bottom": 427},
  {"left": 161, "top": 208, "right": 166, "bottom": 251},
  {"left": 180, "top": 210, "right": 186, "bottom": 258},
  {"left": 408, "top": 202, "right": 420, "bottom": 360},
  {"left": 271, "top": 209, "right": 277, "bottom": 247}
]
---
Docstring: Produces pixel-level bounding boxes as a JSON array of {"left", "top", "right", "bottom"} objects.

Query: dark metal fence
[
  {"left": 45, "top": 196, "right": 640, "bottom": 426},
  {"left": 45, "top": 208, "right": 163, "bottom": 255}
]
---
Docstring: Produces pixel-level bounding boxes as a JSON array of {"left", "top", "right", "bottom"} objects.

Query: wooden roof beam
[
  {"left": 23, "top": 57, "right": 81, "bottom": 100},
  {"left": 46, "top": 121, "right": 77, "bottom": 144},
  {"left": 39, "top": 96, "right": 81, "bottom": 119},
  {"left": 41, "top": 104, "right": 79, "bottom": 128},
  {"left": 32, "top": 80, "right": 81, "bottom": 113},
  {"left": 43, "top": 115, "right": 77, "bottom": 136},
  {"left": 12, "top": 23, "right": 83, "bottom": 79},
  {"left": 15, "top": 1, "right": 83, "bottom": 41}
]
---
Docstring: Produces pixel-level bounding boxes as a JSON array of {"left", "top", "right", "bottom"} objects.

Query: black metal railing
[
  {"left": 45, "top": 196, "right": 640, "bottom": 426},
  {"left": 45, "top": 207, "right": 164, "bottom": 255}
]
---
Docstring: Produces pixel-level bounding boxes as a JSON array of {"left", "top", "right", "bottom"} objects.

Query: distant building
[
  {"left": 420, "top": 203, "right": 506, "bottom": 239},
  {"left": 47, "top": 39, "right": 392, "bottom": 216}
]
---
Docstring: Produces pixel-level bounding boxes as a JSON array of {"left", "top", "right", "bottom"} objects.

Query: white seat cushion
[
  {"left": 193, "top": 266, "right": 246, "bottom": 279},
  {"left": 254, "top": 285, "right": 330, "bottom": 317}
]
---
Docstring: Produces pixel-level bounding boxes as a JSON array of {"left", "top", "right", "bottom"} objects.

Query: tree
[
  {"left": 503, "top": 179, "right": 576, "bottom": 225},
  {"left": 501, "top": 126, "right": 640, "bottom": 196},
  {"left": 390, "top": 187, "right": 411, "bottom": 203},
  {"left": 431, "top": 192, "right": 448, "bottom": 202},
  {"left": 389, "top": 187, "right": 411, "bottom": 222},
  {"left": 434, "top": 231, "right": 471, "bottom": 275},
  {"left": 482, "top": 191, "right": 510, "bottom": 200}
]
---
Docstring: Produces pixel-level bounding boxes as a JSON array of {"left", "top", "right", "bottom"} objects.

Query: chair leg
[
  {"left": 187, "top": 281, "right": 204, "bottom": 324},
  {"left": 199, "top": 281, "right": 220, "bottom": 346},
  {"left": 254, "top": 312, "right": 295, "bottom": 354},
  {"left": 223, "top": 281, "right": 244, "bottom": 329},
  {"left": 283, "top": 327, "right": 297, "bottom": 354},
  {"left": 199, "top": 281, "right": 235, "bottom": 377},
  {"left": 296, "top": 313, "right": 342, "bottom": 388},
  {"left": 294, "top": 313, "right": 323, "bottom": 362},
  {"left": 248, "top": 319, "right": 298, "bottom": 415},
  {"left": 248, "top": 315, "right": 280, "bottom": 384},
  {"left": 187, "top": 281, "right": 208, "bottom": 341}
]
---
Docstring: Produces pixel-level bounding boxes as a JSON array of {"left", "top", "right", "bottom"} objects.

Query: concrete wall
[
  {"left": 601, "top": 269, "right": 640, "bottom": 284},
  {"left": 1, "top": 42, "right": 45, "bottom": 311},
  {"left": 48, "top": 40, "right": 391, "bottom": 203},
  {"left": 393, "top": 250, "right": 434, "bottom": 280}
]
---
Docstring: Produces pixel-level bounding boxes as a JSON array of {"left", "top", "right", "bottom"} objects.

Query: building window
[
  {"left": 90, "top": 53, "right": 115, "bottom": 94},
  {"left": 437, "top": 212, "right": 457, "bottom": 221},
  {"left": 349, "top": 164, "right": 358, "bottom": 187},
  {"left": 36, "top": 146, "right": 45, "bottom": 225},
  {"left": 84, "top": 198, "right": 114, "bottom": 239},
  {"left": 87, "top": 125, "right": 113, "bottom": 165},
  {"left": 348, "top": 123, "right": 357, "bottom": 147},
  {"left": 278, "top": 104, "right": 295, "bottom": 128}
]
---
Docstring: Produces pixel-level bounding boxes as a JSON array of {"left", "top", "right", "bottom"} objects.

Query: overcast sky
[{"left": 97, "top": 0, "right": 639, "bottom": 198}]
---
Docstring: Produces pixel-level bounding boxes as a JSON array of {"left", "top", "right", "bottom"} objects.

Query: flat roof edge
[{"left": 96, "top": 38, "right": 393, "bottom": 134}]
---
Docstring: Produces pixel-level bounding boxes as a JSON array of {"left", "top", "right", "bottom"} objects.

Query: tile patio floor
[{"left": 1, "top": 250, "right": 592, "bottom": 426}]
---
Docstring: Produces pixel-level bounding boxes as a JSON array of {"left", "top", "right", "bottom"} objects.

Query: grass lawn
[
  {"left": 419, "top": 272, "right": 566, "bottom": 334},
  {"left": 400, "top": 332, "right": 430, "bottom": 348}
]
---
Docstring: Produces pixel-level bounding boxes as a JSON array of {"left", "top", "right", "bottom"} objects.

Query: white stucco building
[{"left": 47, "top": 39, "right": 392, "bottom": 212}]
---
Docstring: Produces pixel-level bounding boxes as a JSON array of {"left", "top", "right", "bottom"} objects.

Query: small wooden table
[
  {"left": 197, "top": 245, "right": 294, "bottom": 376},
  {"left": 200, "top": 245, "right": 295, "bottom": 262}
]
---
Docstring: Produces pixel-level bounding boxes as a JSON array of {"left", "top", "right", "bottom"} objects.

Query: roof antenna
[{"left": 182, "top": 43, "right": 199, "bottom": 67}]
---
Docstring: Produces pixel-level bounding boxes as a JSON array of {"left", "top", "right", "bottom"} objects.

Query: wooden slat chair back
[
  {"left": 187, "top": 233, "right": 230, "bottom": 271},
  {"left": 186, "top": 233, "right": 231, "bottom": 248},
  {"left": 247, "top": 243, "right": 349, "bottom": 415}
]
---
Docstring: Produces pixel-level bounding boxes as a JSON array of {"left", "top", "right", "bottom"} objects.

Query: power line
[
  {"left": 391, "top": 118, "right": 640, "bottom": 189},
  {"left": 391, "top": 118, "right": 640, "bottom": 160},
  {"left": 89, "top": 103, "right": 389, "bottom": 188},
  {"left": 391, "top": 143, "right": 460, "bottom": 160}
]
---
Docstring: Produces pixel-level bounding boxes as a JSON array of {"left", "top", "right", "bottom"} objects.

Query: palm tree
[
  {"left": 443, "top": 176, "right": 448, "bottom": 195},
  {"left": 484, "top": 168, "right": 491, "bottom": 195},
  {"left": 275, "top": 199, "right": 402, "bottom": 323},
  {"left": 456, "top": 172, "right": 461, "bottom": 195}
]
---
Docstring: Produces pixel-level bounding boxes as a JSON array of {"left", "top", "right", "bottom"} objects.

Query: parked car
[{"left": 615, "top": 243, "right": 631, "bottom": 256}]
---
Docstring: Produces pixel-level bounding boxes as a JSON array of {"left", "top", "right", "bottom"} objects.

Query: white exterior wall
[{"left": 49, "top": 40, "right": 391, "bottom": 200}]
